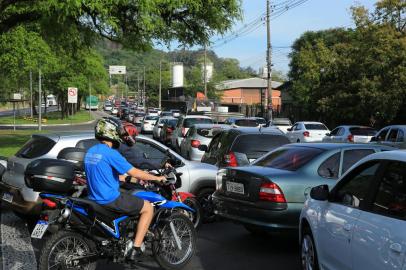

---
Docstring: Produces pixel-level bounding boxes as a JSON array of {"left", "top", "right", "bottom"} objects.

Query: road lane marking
[{"left": 1, "top": 211, "right": 37, "bottom": 270}]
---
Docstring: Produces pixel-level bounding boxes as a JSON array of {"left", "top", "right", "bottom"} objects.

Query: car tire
[
  {"left": 197, "top": 188, "right": 216, "bottom": 223},
  {"left": 301, "top": 228, "right": 320, "bottom": 270}
]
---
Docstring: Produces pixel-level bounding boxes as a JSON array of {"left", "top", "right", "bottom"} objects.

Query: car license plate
[
  {"left": 226, "top": 181, "right": 244, "bottom": 195},
  {"left": 2, "top": 192, "right": 13, "bottom": 203},
  {"left": 31, "top": 220, "right": 49, "bottom": 239}
]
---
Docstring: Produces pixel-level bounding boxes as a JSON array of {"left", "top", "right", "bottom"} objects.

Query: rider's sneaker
[{"left": 130, "top": 247, "right": 146, "bottom": 261}]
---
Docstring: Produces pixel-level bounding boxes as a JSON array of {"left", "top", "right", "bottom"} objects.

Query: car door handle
[
  {"left": 389, "top": 243, "right": 402, "bottom": 253},
  {"left": 343, "top": 223, "right": 352, "bottom": 231}
]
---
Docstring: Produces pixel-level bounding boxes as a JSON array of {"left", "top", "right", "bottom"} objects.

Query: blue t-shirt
[{"left": 84, "top": 144, "right": 133, "bottom": 204}]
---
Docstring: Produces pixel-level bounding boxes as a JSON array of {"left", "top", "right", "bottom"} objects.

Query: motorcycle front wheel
[
  {"left": 153, "top": 213, "right": 196, "bottom": 270},
  {"left": 183, "top": 197, "right": 202, "bottom": 229},
  {"left": 38, "top": 230, "right": 97, "bottom": 270}
]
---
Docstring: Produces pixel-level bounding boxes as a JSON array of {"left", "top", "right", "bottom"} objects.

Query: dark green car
[{"left": 212, "top": 143, "right": 394, "bottom": 234}]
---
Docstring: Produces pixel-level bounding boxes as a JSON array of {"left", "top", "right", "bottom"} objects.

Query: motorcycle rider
[{"left": 84, "top": 117, "right": 166, "bottom": 259}]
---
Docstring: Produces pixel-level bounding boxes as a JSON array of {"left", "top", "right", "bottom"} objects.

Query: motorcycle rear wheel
[
  {"left": 153, "top": 213, "right": 196, "bottom": 270},
  {"left": 38, "top": 230, "right": 97, "bottom": 270}
]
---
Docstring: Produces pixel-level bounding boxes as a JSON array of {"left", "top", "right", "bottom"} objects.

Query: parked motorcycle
[{"left": 25, "top": 158, "right": 197, "bottom": 270}]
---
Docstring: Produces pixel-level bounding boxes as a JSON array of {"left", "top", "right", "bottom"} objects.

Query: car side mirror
[
  {"left": 287, "top": 128, "right": 292, "bottom": 132},
  {"left": 325, "top": 133, "right": 331, "bottom": 136},
  {"left": 370, "top": 136, "right": 377, "bottom": 142},
  {"left": 310, "top": 185, "right": 329, "bottom": 201},
  {"left": 198, "top": 145, "right": 208, "bottom": 152}
]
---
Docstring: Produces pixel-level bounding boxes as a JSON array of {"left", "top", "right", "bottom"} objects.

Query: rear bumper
[
  {"left": 0, "top": 181, "right": 42, "bottom": 215},
  {"left": 213, "top": 191, "right": 301, "bottom": 231}
]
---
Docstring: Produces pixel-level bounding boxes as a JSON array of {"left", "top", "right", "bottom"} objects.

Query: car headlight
[{"left": 216, "top": 169, "right": 227, "bottom": 191}]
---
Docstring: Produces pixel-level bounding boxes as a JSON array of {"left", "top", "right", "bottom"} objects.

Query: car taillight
[
  {"left": 167, "top": 127, "right": 173, "bottom": 133},
  {"left": 303, "top": 131, "right": 310, "bottom": 137},
  {"left": 191, "top": 140, "right": 201, "bottom": 148},
  {"left": 259, "top": 182, "right": 286, "bottom": 203},
  {"left": 224, "top": 152, "right": 238, "bottom": 167},
  {"left": 347, "top": 134, "right": 354, "bottom": 142},
  {"left": 182, "top": 127, "right": 186, "bottom": 137}
]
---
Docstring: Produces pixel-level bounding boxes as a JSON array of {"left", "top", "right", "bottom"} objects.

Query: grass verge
[
  {"left": 0, "top": 110, "right": 94, "bottom": 125},
  {"left": 0, "top": 130, "right": 49, "bottom": 158}
]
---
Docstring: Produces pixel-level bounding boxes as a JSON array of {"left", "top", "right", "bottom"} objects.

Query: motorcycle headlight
[{"left": 216, "top": 169, "right": 227, "bottom": 191}]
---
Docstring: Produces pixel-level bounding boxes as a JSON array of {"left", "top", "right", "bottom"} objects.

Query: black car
[{"left": 200, "top": 128, "right": 290, "bottom": 168}]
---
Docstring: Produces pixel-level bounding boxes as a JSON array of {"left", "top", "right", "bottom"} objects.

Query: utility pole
[
  {"left": 143, "top": 66, "right": 146, "bottom": 107},
  {"left": 137, "top": 71, "right": 140, "bottom": 104},
  {"left": 203, "top": 44, "right": 208, "bottom": 100},
  {"left": 266, "top": 0, "right": 272, "bottom": 121},
  {"left": 89, "top": 81, "right": 91, "bottom": 120},
  {"left": 30, "top": 70, "right": 33, "bottom": 118},
  {"left": 159, "top": 60, "right": 162, "bottom": 109},
  {"left": 38, "top": 69, "right": 42, "bottom": 131}
]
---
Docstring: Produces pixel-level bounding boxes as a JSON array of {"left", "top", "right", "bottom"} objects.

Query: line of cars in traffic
[{"left": 151, "top": 113, "right": 405, "bottom": 270}]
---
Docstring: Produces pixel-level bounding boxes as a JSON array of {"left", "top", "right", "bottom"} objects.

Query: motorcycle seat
[{"left": 69, "top": 197, "right": 128, "bottom": 221}]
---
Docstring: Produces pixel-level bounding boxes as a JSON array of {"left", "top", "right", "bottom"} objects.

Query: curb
[{"left": 0, "top": 120, "right": 95, "bottom": 128}]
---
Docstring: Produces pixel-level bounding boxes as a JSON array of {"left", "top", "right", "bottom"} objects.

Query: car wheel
[
  {"left": 301, "top": 228, "right": 319, "bottom": 270},
  {"left": 197, "top": 188, "right": 216, "bottom": 223}
]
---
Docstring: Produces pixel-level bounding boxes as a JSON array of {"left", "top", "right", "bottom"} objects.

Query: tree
[
  {"left": 288, "top": 1, "right": 406, "bottom": 127},
  {"left": 0, "top": 0, "right": 242, "bottom": 49}
]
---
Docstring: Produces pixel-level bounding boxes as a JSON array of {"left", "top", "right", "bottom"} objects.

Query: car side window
[
  {"left": 133, "top": 140, "right": 166, "bottom": 160},
  {"left": 342, "top": 149, "right": 375, "bottom": 174},
  {"left": 294, "top": 124, "right": 301, "bottom": 131},
  {"left": 318, "top": 152, "right": 340, "bottom": 179},
  {"left": 371, "top": 161, "right": 406, "bottom": 220},
  {"left": 337, "top": 128, "right": 345, "bottom": 136},
  {"left": 290, "top": 124, "right": 297, "bottom": 131},
  {"left": 330, "top": 128, "right": 340, "bottom": 136},
  {"left": 208, "top": 134, "right": 221, "bottom": 153},
  {"left": 387, "top": 129, "right": 398, "bottom": 142},
  {"left": 333, "top": 161, "right": 380, "bottom": 208},
  {"left": 376, "top": 128, "right": 389, "bottom": 141},
  {"left": 396, "top": 130, "right": 404, "bottom": 142}
]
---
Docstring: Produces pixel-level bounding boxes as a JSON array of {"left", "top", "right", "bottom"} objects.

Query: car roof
[
  {"left": 359, "top": 149, "right": 406, "bottom": 163},
  {"left": 35, "top": 131, "right": 94, "bottom": 142},
  {"left": 182, "top": 115, "right": 212, "bottom": 119},
  {"left": 295, "top": 121, "right": 325, "bottom": 124},
  {"left": 191, "top": 123, "right": 231, "bottom": 129},
  {"left": 379, "top": 125, "right": 406, "bottom": 129},
  {"left": 227, "top": 127, "right": 285, "bottom": 135},
  {"left": 334, "top": 125, "right": 374, "bottom": 129},
  {"left": 287, "top": 142, "right": 394, "bottom": 151}
]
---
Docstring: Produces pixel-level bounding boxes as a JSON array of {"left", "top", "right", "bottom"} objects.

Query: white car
[
  {"left": 147, "top": 109, "right": 159, "bottom": 117},
  {"left": 287, "top": 121, "right": 330, "bottom": 143},
  {"left": 371, "top": 125, "right": 406, "bottom": 148},
  {"left": 171, "top": 115, "right": 213, "bottom": 152},
  {"left": 299, "top": 150, "right": 406, "bottom": 270},
  {"left": 267, "top": 118, "right": 292, "bottom": 133},
  {"left": 111, "top": 107, "right": 118, "bottom": 115},
  {"left": 141, "top": 115, "right": 159, "bottom": 134},
  {"left": 323, "top": 125, "right": 377, "bottom": 143}
]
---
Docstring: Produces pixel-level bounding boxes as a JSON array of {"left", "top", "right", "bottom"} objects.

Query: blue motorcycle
[{"left": 25, "top": 158, "right": 197, "bottom": 270}]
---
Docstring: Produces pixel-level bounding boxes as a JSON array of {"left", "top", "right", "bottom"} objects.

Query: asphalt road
[{"left": 0, "top": 208, "right": 300, "bottom": 270}]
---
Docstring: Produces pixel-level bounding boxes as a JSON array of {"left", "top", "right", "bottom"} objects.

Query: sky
[{"left": 209, "top": 0, "right": 377, "bottom": 75}]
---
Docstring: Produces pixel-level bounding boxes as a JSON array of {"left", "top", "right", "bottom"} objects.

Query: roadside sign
[
  {"left": 68, "top": 87, "right": 78, "bottom": 103},
  {"left": 12, "top": 93, "right": 22, "bottom": 100},
  {"left": 109, "top": 65, "right": 126, "bottom": 75}
]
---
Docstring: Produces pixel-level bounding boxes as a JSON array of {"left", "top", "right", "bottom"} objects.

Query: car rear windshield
[
  {"left": 184, "top": 118, "right": 213, "bottom": 128},
  {"left": 145, "top": 116, "right": 159, "bottom": 120},
  {"left": 196, "top": 128, "right": 220, "bottom": 138},
  {"left": 135, "top": 113, "right": 145, "bottom": 117},
  {"left": 167, "top": 119, "right": 178, "bottom": 127},
  {"left": 253, "top": 147, "right": 324, "bottom": 171},
  {"left": 234, "top": 119, "right": 258, "bottom": 127},
  {"left": 16, "top": 136, "right": 56, "bottom": 159},
  {"left": 231, "top": 134, "right": 290, "bottom": 156},
  {"left": 304, "top": 124, "right": 328, "bottom": 130},
  {"left": 350, "top": 127, "right": 377, "bottom": 136},
  {"left": 254, "top": 118, "right": 266, "bottom": 124}
]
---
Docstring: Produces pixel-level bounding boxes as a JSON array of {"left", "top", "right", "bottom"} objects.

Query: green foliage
[{"left": 288, "top": 0, "right": 406, "bottom": 127}]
